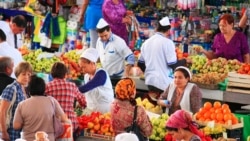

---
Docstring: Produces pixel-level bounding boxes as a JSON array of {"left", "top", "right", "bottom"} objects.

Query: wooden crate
[
  {"left": 226, "top": 72, "right": 250, "bottom": 94},
  {"left": 83, "top": 129, "right": 114, "bottom": 141}
]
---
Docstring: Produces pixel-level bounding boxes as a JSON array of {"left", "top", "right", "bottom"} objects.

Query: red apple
[{"left": 93, "top": 124, "right": 100, "bottom": 131}]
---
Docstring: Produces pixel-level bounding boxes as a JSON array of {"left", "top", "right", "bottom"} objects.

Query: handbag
[
  {"left": 6, "top": 86, "right": 17, "bottom": 128},
  {"left": 125, "top": 106, "right": 147, "bottom": 141},
  {"left": 49, "top": 97, "right": 64, "bottom": 138}
]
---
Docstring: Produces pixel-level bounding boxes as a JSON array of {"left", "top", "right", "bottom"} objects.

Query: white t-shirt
[
  {"left": 96, "top": 34, "right": 133, "bottom": 76},
  {"left": 0, "top": 41, "right": 24, "bottom": 78},
  {"left": 0, "top": 21, "right": 23, "bottom": 48},
  {"left": 138, "top": 32, "right": 177, "bottom": 91}
]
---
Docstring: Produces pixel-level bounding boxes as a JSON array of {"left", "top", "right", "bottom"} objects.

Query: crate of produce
[
  {"left": 194, "top": 118, "right": 243, "bottom": 130},
  {"left": 83, "top": 129, "right": 114, "bottom": 141},
  {"left": 226, "top": 72, "right": 250, "bottom": 94}
]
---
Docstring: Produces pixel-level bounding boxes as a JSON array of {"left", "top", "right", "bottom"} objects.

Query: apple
[
  {"left": 87, "top": 122, "right": 94, "bottom": 129},
  {"left": 93, "top": 124, "right": 100, "bottom": 131},
  {"left": 101, "top": 124, "right": 110, "bottom": 134}
]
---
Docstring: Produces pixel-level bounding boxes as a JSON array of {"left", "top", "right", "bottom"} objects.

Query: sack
[
  {"left": 125, "top": 106, "right": 146, "bottom": 141},
  {"left": 49, "top": 97, "right": 64, "bottom": 138},
  {"left": 6, "top": 86, "right": 17, "bottom": 128}
]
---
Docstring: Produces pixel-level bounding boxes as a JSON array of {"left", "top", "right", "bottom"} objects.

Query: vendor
[
  {"left": 195, "top": 13, "right": 250, "bottom": 63},
  {"left": 138, "top": 16, "right": 190, "bottom": 100},
  {"left": 0, "top": 15, "right": 27, "bottom": 49},
  {"left": 95, "top": 18, "right": 135, "bottom": 86},
  {"left": 157, "top": 66, "right": 202, "bottom": 115},
  {"left": 78, "top": 48, "right": 114, "bottom": 113}
]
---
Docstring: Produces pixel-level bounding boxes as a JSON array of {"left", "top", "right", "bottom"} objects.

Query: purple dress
[
  {"left": 212, "top": 31, "right": 249, "bottom": 62},
  {"left": 102, "top": 0, "right": 128, "bottom": 44}
]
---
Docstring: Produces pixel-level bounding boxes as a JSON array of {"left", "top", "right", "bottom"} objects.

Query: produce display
[
  {"left": 77, "top": 111, "right": 114, "bottom": 136},
  {"left": 237, "top": 63, "right": 250, "bottom": 75},
  {"left": 200, "top": 124, "right": 225, "bottom": 137},
  {"left": 194, "top": 101, "right": 239, "bottom": 125},
  {"left": 136, "top": 97, "right": 162, "bottom": 114},
  {"left": 149, "top": 113, "right": 169, "bottom": 140}
]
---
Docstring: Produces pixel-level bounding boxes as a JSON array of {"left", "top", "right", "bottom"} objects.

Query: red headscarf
[{"left": 166, "top": 110, "right": 212, "bottom": 141}]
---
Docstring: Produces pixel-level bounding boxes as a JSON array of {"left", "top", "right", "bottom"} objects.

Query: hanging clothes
[{"left": 177, "top": 0, "right": 197, "bottom": 10}]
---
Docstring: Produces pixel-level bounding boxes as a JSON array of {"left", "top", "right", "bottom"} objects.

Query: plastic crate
[{"left": 226, "top": 128, "right": 243, "bottom": 141}]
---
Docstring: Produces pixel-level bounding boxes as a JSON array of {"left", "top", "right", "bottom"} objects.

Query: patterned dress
[
  {"left": 102, "top": 0, "right": 128, "bottom": 44},
  {"left": 110, "top": 99, "right": 152, "bottom": 137}
]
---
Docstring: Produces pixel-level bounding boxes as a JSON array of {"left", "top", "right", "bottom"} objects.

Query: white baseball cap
[
  {"left": 96, "top": 18, "right": 109, "bottom": 29},
  {"left": 115, "top": 133, "right": 139, "bottom": 141},
  {"left": 80, "top": 48, "right": 99, "bottom": 63},
  {"left": 159, "top": 16, "right": 170, "bottom": 26}
]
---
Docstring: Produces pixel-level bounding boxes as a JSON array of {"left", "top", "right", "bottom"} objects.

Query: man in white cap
[
  {"left": 95, "top": 18, "right": 135, "bottom": 86},
  {"left": 78, "top": 48, "right": 114, "bottom": 113},
  {"left": 138, "top": 16, "right": 190, "bottom": 100}
]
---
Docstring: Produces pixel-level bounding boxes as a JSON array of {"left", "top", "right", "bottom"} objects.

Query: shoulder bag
[
  {"left": 49, "top": 97, "right": 64, "bottom": 138},
  {"left": 6, "top": 86, "right": 17, "bottom": 128},
  {"left": 125, "top": 106, "right": 147, "bottom": 141}
]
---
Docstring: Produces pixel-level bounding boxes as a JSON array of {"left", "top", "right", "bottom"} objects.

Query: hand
[
  {"left": 185, "top": 57, "right": 192, "bottom": 64},
  {"left": 122, "top": 16, "right": 132, "bottom": 25},
  {"left": 193, "top": 45, "right": 204, "bottom": 54},
  {"left": 2, "top": 131, "right": 10, "bottom": 141}
]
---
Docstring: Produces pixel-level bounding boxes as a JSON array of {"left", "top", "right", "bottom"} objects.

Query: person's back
[{"left": 0, "top": 56, "right": 15, "bottom": 95}]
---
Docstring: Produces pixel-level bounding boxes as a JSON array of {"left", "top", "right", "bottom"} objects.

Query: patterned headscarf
[
  {"left": 115, "top": 78, "right": 136, "bottom": 100},
  {"left": 166, "top": 110, "right": 211, "bottom": 141}
]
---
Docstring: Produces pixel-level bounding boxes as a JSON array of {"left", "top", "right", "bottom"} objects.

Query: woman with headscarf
[
  {"left": 110, "top": 78, "right": 152, "bottom": 138},
  {"left": 157, "top": 66, "right": 202, "bottom": 115},
  {"left": 166, "top": 110, "right": 211, "bottom": 141}
]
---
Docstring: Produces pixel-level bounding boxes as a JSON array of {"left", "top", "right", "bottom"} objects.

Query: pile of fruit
[
  {"left": 237, "top": 63, "right": 250, "bottom": 75},
  {"left": 149, "top": 113, "right": 169, "bottom": 140},
  {"left": 175, "top": 47, "right": 188, "bottom": 60},
  {"left": 136, "top": 97, "right": 162, "bottom": 114},
  {"left": 200, "top": 124, "right": 225, "bottom": 137},
  {"left": 77, "top": 111, "right": 114, "bottom": 136},
  {"left": 191, "top": 72, "right": 227, "bottom": 85},
  {"left": 194, "top": 101, "right": 239, "bottom": 125},
  {"left": 23, "top": 49, "right": 61, "bottom": 73}
]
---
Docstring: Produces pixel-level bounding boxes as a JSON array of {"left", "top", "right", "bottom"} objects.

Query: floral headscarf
[{"left": 115, "top": 78, "right": 136, "bottom": 100}]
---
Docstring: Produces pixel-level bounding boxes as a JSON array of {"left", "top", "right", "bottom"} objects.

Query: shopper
[
  {"left": 111, "top": 78, "right": 152, "bottom": 138},
  {"left": 80, "top": 0, "right": 103, "bottom": 48},
  {"left": 196, "top": 13, "right": 249, "bottom": 63},
  {"left": 0, "top": 56, "right": 15, "bottom": 95},
  {"left": 96, "top": 18, "right": 135, "bottom": 85},
  {"left": 166, "top": 110, "right": 211, "bottom": 141},
  {"left": 0, "top": 29, "right": 24, "bottom": 78},
  {"left": 45, "top": 62, "right": 86, "bottom": 133},
  {"left": 102, "top": 0, "right": 131, "bottom": 44},
  {"left": 0, "top": 62, "right": 32, "bottom": 141},
  {"left": 138, "top": 16, "right": 189, "bottom": 100},
  {"left": 239, "top": 8, "right": 250, "bottom": 50},
  {"left": 0, "top": 15, "right": 27, "bottom": 49},
  {"left": 13, "top": 75, "right": 68, "bottom": 141},
  {"left": 78, "top": 48, "right": 114, "bottom": 113},
  {"left": 157, "top": 66, "right": 202, "bottom": 115}
]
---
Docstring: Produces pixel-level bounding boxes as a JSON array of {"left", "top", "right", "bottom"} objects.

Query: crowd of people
[{"left": 0, "top": 6, "right": 249, "bottom": 140}]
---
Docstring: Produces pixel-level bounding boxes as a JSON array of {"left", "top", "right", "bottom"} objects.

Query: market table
[{"left": 132, "top": 77, "right": 250, "bottom": 104}]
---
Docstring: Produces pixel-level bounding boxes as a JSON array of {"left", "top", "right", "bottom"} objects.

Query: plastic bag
[{"left": 56, "top": 120, "right": 73, "bottom": 141}]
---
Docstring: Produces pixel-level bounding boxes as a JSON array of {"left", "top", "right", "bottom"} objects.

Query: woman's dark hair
[
  {"left": 156, "top": 22, "right": 171, "bottom": 33},
  {"left": 28, "top": 75, "right": 45, "bottom": 96},
  {"left": 166, "top": 126, "right": 178, "bottom": 132},
  {"left": 175, "top": 68, "right": 190, "bottom": 79},
  {"left": 96, "top": 26, "right": 110, "bottom": 33},
  {"left": 51, "top": 62, "right": 68, "bottom": 79},
  {"left": 0, "top": 29, "right": 6, "bottom": 41}
]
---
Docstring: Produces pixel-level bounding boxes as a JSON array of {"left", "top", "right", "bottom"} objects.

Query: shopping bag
[{"left": 56, "top": 120, "right": 73, "bottom": 141}]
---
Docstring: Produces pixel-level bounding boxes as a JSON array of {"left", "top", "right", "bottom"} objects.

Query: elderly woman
[
  {"left": 78, "top": 48, "right": 114, "bottom": 113},
  {"left": 157, "top": 66, "right": 202, "bottom": 115},
  {"left": 166, "top": 110, "right": 211, "bottom": 141},
  {"left": 196, "top": 13, "right": 249, "bottom": 63},
  {"left": 13, "top": 75, "right": 68, "bottom": 141},
  {"left": 110, "top": 78, "right": 152, "bottom": 139},
  {"left": 0, "top": 62, "right": 32, "bottom": 141}
]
